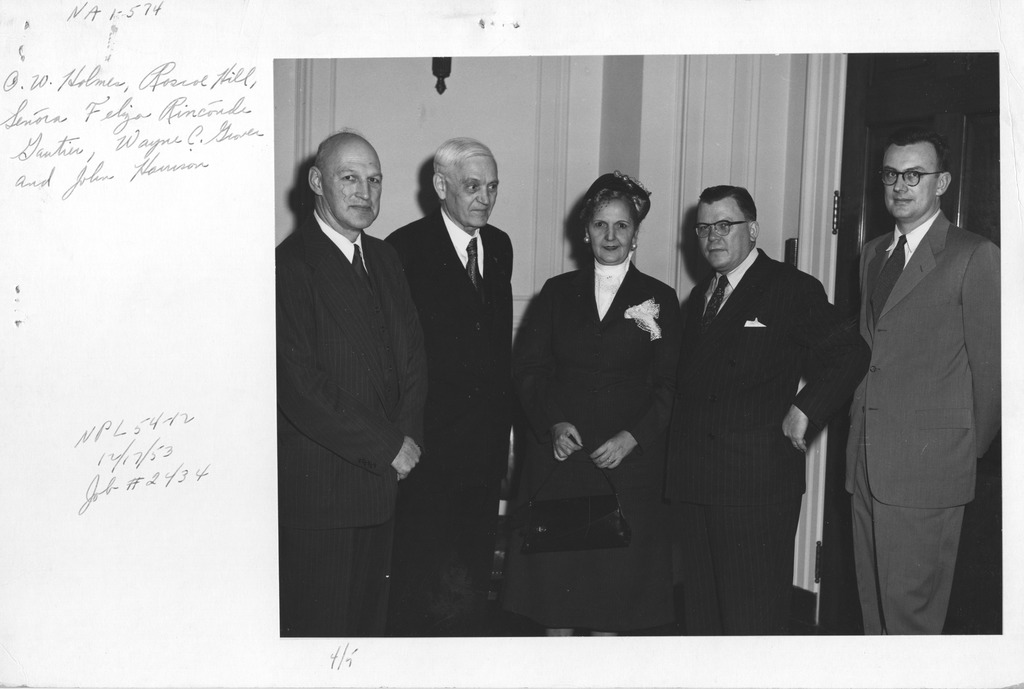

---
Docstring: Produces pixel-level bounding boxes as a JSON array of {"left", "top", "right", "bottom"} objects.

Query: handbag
[{"left": 520, "top": 466, "right": 631, "bottom": 554}]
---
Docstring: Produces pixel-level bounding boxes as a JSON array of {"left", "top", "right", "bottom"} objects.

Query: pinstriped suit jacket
[
  {"left": 845, "top": 214, "right": 1000, "bottom": 508},
  {"left": 666, "top": 249, "right": 869, "bottom": 505},
  {"left": 276, "top": 218, "right": 427, "bottom": 528}
]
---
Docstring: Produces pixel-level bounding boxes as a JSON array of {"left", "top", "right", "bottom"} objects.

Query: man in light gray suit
[{"left": 846, "top": 126, "right": 1001, "bottom": 635}]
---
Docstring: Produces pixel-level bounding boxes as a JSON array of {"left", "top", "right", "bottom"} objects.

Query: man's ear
[
  {"left": 935, "top": 171, "right": 952, "bottom": 197},
  {"left": 432, "top": 172, "right": 447, "bottom": 200},
  {"left": 309, "top": 166, "right": 323, "bottom": 196},
  {"left": 748, "top": 220, "right": 760, "bottom": 242}
]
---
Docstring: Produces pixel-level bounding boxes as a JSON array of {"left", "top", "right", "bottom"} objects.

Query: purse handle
[{"left": 527, "top": 455, "right": 619, "bottom": 504}]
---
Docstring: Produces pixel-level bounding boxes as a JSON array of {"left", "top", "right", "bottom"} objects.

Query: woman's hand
[
  {"left": 590, "top": 431, "right": 637, "bottom": 469},
  {"left": 551, "top": 422, "right": 583, "bottom": 461}
]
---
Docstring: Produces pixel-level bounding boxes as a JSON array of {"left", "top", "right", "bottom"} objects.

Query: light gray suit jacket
[{"left": 845, "top": 212, "right": 1000, "bottom": 508}]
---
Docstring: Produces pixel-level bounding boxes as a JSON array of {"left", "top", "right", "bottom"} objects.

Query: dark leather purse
[{"left": 520, "top": 467, "right": 631, "bottom": 554}]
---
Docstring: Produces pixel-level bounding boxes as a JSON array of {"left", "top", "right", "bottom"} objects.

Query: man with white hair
[{"left": 386, "top": 137, "right": 514, "bottom": 635}]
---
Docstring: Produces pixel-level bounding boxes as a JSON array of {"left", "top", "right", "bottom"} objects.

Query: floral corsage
[{"left": 624, "top": 299, "right": 661, "bottom": 340}]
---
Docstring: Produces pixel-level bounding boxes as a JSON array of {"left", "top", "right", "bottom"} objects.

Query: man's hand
[
  {"left": 391, "top": 436, "right": 421, "bottom": 480},
  {"left": 590, "top": 431, "right": 637, "bottom": 469},
  {"left": 782, "top": 405, "right": 810, "bottom": 452},
  {"left": 551, "top": 422, "right": 583, "bottom": 461}
]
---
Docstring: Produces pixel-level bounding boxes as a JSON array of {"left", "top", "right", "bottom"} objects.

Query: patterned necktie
[
  {"left": 352, "top": 244, "right": 372, "bottom": 292},
  {"left": 466, "top": 236, "right": 484, "bottom": 301},
  {"left": 700, "top": 274, "right": 729, "bottom": 333},
  {"left": 871, "top": 234, "right": 907, "bottom": 322}
]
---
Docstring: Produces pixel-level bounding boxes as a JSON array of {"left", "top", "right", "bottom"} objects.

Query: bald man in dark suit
[{"left": 276, "top": 131, "right": 427, "bottom": 637}]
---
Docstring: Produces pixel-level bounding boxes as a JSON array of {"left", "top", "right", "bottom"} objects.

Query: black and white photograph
[{"left": 1, "top": 2, "right": 1021, "bottom": 687}]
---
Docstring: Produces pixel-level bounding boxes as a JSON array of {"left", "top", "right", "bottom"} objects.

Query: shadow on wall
[
  {"left": 415, "top": 156, "right": 438, "bottom": 217},
  {"left": 563, "top": 191, "right": 590, "bottom": 272},
  {"left": 677, "top": 203, "right": 707, "bottom": 312},
  {"left": 283, "top": 154, "right": 316, "bottom": 243}
]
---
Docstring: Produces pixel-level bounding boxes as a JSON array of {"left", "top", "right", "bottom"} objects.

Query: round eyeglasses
[
  {"left": 695, "top": 220, "right": 747, "bottom": 238},
  {"left": 879, "top": 169, "right": 944, "bottom": 187}
]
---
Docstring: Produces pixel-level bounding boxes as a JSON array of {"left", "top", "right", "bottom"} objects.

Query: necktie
[
  {"left": 871, "top": 234, "right": 907, "bottom": 322},
  {"left": 352, "top": 244, "right": 372, "bottom": 292},
  {"left": 466, "top": 236, "right": 484, "bottom": 301},
  {"left": 700, "top": 274, "right": 729, "bottom": 333}
]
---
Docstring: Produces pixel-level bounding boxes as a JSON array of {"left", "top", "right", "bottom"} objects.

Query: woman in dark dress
[{"left": 502, "top": 171, "right": 682, "bottom": 635}]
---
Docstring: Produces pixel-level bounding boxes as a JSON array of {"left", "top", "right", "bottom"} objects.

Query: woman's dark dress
[{"left": 502, "top": 265, "right": 682, "bottom": 631}]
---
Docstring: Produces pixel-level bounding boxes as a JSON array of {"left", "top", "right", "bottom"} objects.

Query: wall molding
[{"left": 792, "top": 54, "right": 848, "bottom": 617}]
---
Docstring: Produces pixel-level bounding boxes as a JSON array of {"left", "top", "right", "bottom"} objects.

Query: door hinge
[
  {"left": 815, "top": 540, "right": 823, "bottom": 583},
  {"left": 832, "top": 191, "right": 841, "bottom": 235}
]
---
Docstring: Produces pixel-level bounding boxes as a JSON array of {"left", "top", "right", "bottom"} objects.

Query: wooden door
[{"left": 818, "top": 53, "right": 1001, "bottom": 633}]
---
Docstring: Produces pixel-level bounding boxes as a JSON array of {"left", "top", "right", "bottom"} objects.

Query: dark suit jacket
[
  {"left": 845, "top": 213, "right": 1000, "bottom": 508},
  {"left": 276, "top": 217, "right": 427, "bottom": 528},
  {"left": 666, "top": 249, "right": 870, "bottom": 505},
  {"left": 386, "top": 209, "right": 513, "bottom": 483},
  {"left": 515, "top": 265, "right": 682, "bottom": 495}
]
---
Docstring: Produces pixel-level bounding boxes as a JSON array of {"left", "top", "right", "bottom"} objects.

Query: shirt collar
[
  {"left": 594, "top": 257, "right": 631, "bottom": 280},
  {"left": 887, "top": 208, "right": 941, "bottom": 256},
  {"left": 441, "top": 207, "right": 480, "bottom": 250},
  {"left": 314, "top": 209, "right": 362, "bottom": 264},
  {"left": 720, "top": 246, "right": 759, "bottom": 287}
]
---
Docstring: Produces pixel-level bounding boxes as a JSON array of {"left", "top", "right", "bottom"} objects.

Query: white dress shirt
[
  {"left": 314, "top": 210, "right": 367, "bottom": 271},
  {"left": 441, "top": 208, "right": 484, "bottom": 277},
  {"left": 704, "top": 244, "right": 759, "bottom": 314},
  {"left": 594, "top": 258, "right": 631, "bottom": 320},
  {"left": 885, "top": 208, "right": 941, "bottom": 266}
]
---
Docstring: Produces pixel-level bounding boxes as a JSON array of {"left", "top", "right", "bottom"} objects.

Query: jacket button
[
  {"left": 869, "top": 365, "right": 878, "bottom": 372},
  {"left": 707, "top": 394, "right": 717, "bottom": 403}
]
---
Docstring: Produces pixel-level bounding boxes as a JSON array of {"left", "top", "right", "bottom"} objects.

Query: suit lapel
[
  {"left": 426, "top": 210, "right": 489, "bottom": 309},
  {"left": 575, "top": 263, "right": 642, "bottom": 328},
  {"left": 565, "top": 268, "right": 600, "bottom": 325},
  {"left": 304, "top": 224, "right": 390, "bottom": 403},
  {"left": 685, "top": 250, "right": 770, "bottom": 373},
  {"left": 877, "top": 214, "right": 947, "bottom": 320},
  {"left": 479, "top": 226, "right": 507, "bottom": 308},
  {"left": 601, "top": 264, "right": 645, "bottom": 327},
  {"left": 864, "top": 239, "right": 890, "bottom": 331}
]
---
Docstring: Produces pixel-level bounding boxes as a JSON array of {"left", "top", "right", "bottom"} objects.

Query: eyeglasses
[
  {"left": 879, "top": 168, "right": 944, "bottom": 187},
  {"left": 695, "top": 220, "right": 747, "bottom": 238}
]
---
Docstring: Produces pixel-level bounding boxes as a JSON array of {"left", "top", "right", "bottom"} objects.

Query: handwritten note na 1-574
[{"left": 3, "top": 58, "right": 263, "bottom": 201}]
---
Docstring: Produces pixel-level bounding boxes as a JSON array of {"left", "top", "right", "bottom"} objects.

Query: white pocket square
[{"left": 744, "top": 318, "right": 767, "bottom": 328}]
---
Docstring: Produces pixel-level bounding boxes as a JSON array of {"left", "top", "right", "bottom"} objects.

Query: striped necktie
[
  {"left": 700, "top": 274, "right": 729, "bottom": 333},
  {"left": 466, "top": 236, "right": 484, "bottom": 302},
  {"left": 352, "top": 244, "right": 372, "bottom": 293}
]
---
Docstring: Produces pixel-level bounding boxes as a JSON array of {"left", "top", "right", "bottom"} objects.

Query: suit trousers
[
  {"left": 279, "top": 520, "right": 394, "bottom": 637},
  {"left": 387, "top": 469, "right": 502, "bottom": 636},
  {"left": 851, "top": 447, "right": 964, "bottom": 634},
  {"left": 677, "top": 498, "right": 802, "bottom": 635}
]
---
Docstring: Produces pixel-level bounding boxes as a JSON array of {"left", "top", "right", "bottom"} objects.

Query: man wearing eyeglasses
[
  {"left": 666, "top": 185, "right": 869, "bottom": 635},
  {"left": 846, "top": 127, "right": 1001, "bottom": 635}
]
